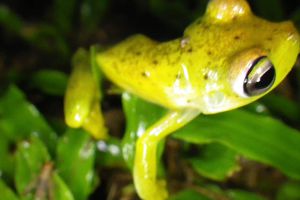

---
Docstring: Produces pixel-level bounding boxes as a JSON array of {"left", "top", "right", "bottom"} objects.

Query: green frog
[{"left": 64, "top": 0, "right": 300, "bottom": 199}]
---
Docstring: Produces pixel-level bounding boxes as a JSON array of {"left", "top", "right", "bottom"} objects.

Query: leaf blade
[{"left": 173, "top": 109, "right": 300, "bottom": 179}]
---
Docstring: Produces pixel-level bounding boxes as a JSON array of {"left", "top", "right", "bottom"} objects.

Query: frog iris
[{"left": 243, "top": 56, "right": 276, "bottom": 96}]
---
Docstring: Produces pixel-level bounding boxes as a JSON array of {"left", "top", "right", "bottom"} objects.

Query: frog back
[{"left": 96, "top": 34, "right": 195, "bottom": 109}]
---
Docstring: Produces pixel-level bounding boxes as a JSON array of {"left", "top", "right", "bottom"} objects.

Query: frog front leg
[{"left": 134, "top": 109, "right": 200, "bottom": 200}]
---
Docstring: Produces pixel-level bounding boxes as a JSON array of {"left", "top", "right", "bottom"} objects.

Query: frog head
[{"left": 183, "top": 0, "right": 300, "bottom": 114}]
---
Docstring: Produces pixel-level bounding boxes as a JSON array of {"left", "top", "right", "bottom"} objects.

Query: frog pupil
[{"left": 243, "top": 57, "right": 275, "bottom": 96}]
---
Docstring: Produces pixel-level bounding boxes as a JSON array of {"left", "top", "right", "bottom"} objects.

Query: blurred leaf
[
  {"left": 169, "top": 189, "right": 213, "bottom": 200},
  {"left": 227, "top": 190, "right": 266, "bottom": 200},
  {"left": 243, "top": 99, "right": 272, "bottom": 117},
  {"left": 292, "top": 8, "right": 300, "bottom": 29},
  {"left": 261, "top": 94, "right": 300, "bottom": 122},
  {"left": 30, "top": 70, "right": 68, "bottom": 96},
  {"left": 0, "top": 179, "right": 20, "bottom": 200},
  {"left": 91, "top": 45, "right": 106, "bottom": 87},
  {"left": 249, "top": 0, "right": 283, "bottom": 20},
  {"left": 148, "top": 0, "right": 207, "bottom": 30},
  {"left": 52, "top": 172, "right": 75, "bottom": 200},
  {"left": 15, "top": 136, "right": 51, "bottom": 199},
  {"left": 15, "top": 137, "right": 74, "bottom": 200},
  {"left": 96, "top": 137, "right": 124, "bottom": 167},
  {"left": 170, "top": 187, "right": 267, "bottom": 200},
  {"left": 0, "top": 4, "right": 23, "bottom": 33},
  {"left": 56, "top": 128, "right": 96, "bottom": 200},
  {"left": 173, "top": 109, "right": 300, "bottom": 180},
  {"left": 276, "top": 181, "right": 300, "bottom": 200},
  {"left": 80, "top": 0, "right": 109, "bottom": 32},
  {"left": 0, "top": 5, "right": 69, "bottom": 58},
  {"left": 121, "top": 93, "right": 166, "bottom": 170},
  {"left": 0, "top": 85, "right": 57, "bottom": 153},
  {"left": 24, "top": 24, "right": 70, "bottom": 58},
  {"left": 189, "top": 143, "right": 239, "bottom": 181},
  {"left": 53, "top": 0, "right": 77, "bottom": 34},
  {"left": 0, "top": 133, "right": 16, "bottom": 184}
]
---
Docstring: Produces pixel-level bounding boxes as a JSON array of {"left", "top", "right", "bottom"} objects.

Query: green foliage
[
  {"left": 276, "top": 181, "right": 300, "bottom": 200},
  {"left": 0, "top": 4, "right": 69, "bottom": 58},
  {"left": 15, "top": 136, "right": 51, "bottom": 197},
  {"left": 169, "top": 188, "right": 267, "bottom": 200},
  {"left": 0, "top": 86, "right": 57, "bottom": 153},
  {"left": 260, "top": 94, "right": 300, "bottom": 122},
  {"left": 169, "top": 189, "right": 213, "bottom": 200},
  {"left": 0, "top": 86, "right": 94, "bottom": 199},
  {"left": 148, "top": 0, "right": 208, "bottom": 29},
  {"left": 227, "top": 190, "right": 266, "bottom": 200},
  {"left": 80, "top": 0, "right": 109, "bottom": 32},
  {"left": 188, "top": 143, "right": 239, "bottom": 181},
  {"left": 173, "top": 108, "right": 300, "bottom": 180},
  {"left": 14, "top": 135, "right": 75, "bottom": 200},
  {"left": 250, "top": 0, "right": 283, "bottom": 20},
  {"left": 56, "top": 129, "right": 96, "bottom": 200},
  {"left": 121, "top": 93, "right": 300, "bottom": 198},
  {"left": 121, "top": 93, "right": 300, "bottom": 181},
  {"left": 0, "top": 180, "right": 20, "bottom": 200},
  {"left": 51, "top": 173, "right": 75, "bottom": 200},
  {"left": 96, "top": 137, "right": 124, "bottom": 167},
  {"left": 121, "top": 92, "right": 166, "bottom": 170},
  {"left": 0, "top": 5, "right": 23, "bottom": 33},
  {"left": 30, "top": 70, "right": 68, "bottom": 96},
  {"left": 53, "top": 0, "right": 77, "bottom": 34}
]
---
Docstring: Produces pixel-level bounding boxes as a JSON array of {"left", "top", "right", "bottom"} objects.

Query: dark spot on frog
[
  {"left": 141, "top": 71, "right": 148, "bottom": 77},
  {"left": 135, "top": 51, "right": 141, "bottom": 56},
  {"left": 234, "top": 35, "right": 240, "bottom": 40},
  {"left": 233, "top": 94, "right": 240, "bottom": 98},
  {"left": 175, "top": 73, "right": 181, "bottom": 80},
  {"left": 204, "top": 73, "right": 209, "bottom": 80},
  {"left": 267, "top": 37, "right": 273, "bottom": 41},
  {"left": 152, "top": 60, "right": 158, "bottom": 65},
  {"left": 203, "top": 24, "right": 210, "bottom": 30},
  {"left": 187, "top": 48, "right": 193, "bottom": 53},
  {"left": 207, "top": 51, "right": 212, "bottom": 56}
]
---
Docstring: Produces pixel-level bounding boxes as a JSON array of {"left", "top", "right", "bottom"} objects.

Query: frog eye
[{"left": 243, "top": 56, "right": 275, "bottom": 96}]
